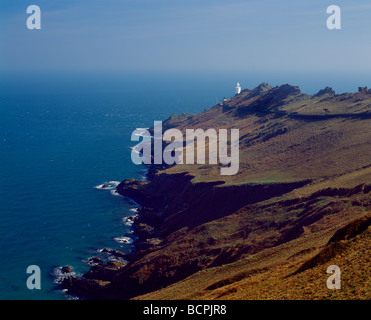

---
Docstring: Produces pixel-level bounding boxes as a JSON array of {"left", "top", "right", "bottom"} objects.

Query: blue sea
[
  {"left": 0, "top": 72, "right": 236, "bottom": 300},
  {"left": 0, "top": 71, "right": 369, "bottom": 300}
]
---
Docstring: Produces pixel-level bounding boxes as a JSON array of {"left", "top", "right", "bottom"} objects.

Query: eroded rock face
[
  {"left": 61, "top": 266, "right": 72, "bottom": 273},
  {"left": 61, "top": 260, "right": 127, "bottom": 299},
  {"left": 358, "top": 86, "right": 369, "bottom": 92},
  {"left": 88, "top": 257, "right": 104, "bottom": 266},
  {"left": 116, "top": 179, "right": 149, "bottom": 204},
  {"left": 83, "top": 261, "right": 127, "bottom": 281},
  {"left": 61, "top": 276, "right": 110, "bottom": 300},
  {"left": 314, "top": 87, "right": 336, "bottom": 97}
]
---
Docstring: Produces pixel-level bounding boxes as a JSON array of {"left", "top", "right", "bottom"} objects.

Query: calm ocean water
[{"left": 0, "top": 72, "right": 368, "bottom": 299}]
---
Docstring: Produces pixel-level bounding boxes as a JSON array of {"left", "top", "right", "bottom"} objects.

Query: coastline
[
  {"left": 56, "top": 176, "right": 146, "bottom": 297},
  {"left": 57, "top": 164, "right": 161, "bottom": 299},
  {"left": 60, "top": 84, "right": 371, "bottom": 300},
  {"left": 59, "top": 164, "right": 313, "bottom": 299}
]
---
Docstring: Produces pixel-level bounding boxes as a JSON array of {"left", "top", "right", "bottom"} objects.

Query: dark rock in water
[
  {"left": 60, "top": 258, "right": 128, "bottom": 299},
  {"left": 61, "top": 266, "right": 72, "bottom": 273},
  {"left": 101, "top": 184, "right": 109, "bottom": 189},
  {"left": 61, "top": 276, "right": 110, "bottom": 300},
  {"left": 101, "top": 248, "right": 127, "bottom": 259},
  {"left": 88, "top": 257, "right": 104, "bottom": 266}
]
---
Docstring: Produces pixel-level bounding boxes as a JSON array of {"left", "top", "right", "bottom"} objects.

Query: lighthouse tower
[{"left": 235, "top": 82, "right": 241, "bottom": 95}]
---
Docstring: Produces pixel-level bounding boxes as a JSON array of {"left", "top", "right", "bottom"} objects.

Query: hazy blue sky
[{"left": 1, "top": 0, "right": 371, "bottom": 75}]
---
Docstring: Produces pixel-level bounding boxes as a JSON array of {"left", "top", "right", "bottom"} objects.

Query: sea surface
[
  {"left": 0, "top": 71, "right": 368, "bottom": 299},
  {"left": 0, "top": 72, "right": 239, "bottom": 300}
]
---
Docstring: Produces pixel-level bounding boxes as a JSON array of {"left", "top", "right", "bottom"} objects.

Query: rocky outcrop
[
  {"left": 61, "top": 260, "right": 127, "bottom": 299},
  {"left": 238, "top": 84, "right": 303, "bottom": 113},
  {"left": 61, "top": 266, "right": 72, "bottom": 273},
  {"left": 314, "top": 86, "right": 336, "bottom": 97},
  {"left": 358, "top": 86, "right": 369, "bottom": 93},
  {"left": 116, "top": 179, "right": 149, "bottom": 204},
  {"left": 242, "top": 82, "right": 273, "bottom": 98}
]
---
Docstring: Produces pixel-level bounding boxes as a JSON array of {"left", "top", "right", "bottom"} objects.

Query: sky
[{"left": 0, "top": 0, "right": 371, "bottom": 77}]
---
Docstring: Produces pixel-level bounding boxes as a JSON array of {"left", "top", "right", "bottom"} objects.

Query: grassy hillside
[
  {"left": 135, "top": 210, "right": 370, "bottom": 300},
  {"left": 162, "top": 84, "right": 371, "bottom": 186}
]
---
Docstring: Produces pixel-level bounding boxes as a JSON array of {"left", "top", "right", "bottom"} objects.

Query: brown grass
[{"left": 134, "top": 218, "right": 370, "bottom": 300}]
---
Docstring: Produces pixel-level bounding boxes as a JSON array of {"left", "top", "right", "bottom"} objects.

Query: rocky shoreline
[
  {"left": 60, "top": 166, "right": 312, "bottom": 299},
  {"left": 59, "top": 169, "right": 154, "bottom": 299},
  {"left": 60, "top": 164, "right": 172, "bottom": 299}
]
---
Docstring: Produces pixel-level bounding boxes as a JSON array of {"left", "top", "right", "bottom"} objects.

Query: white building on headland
[{"left": 235, "top": 82, "right": 241, "bottom": 95}]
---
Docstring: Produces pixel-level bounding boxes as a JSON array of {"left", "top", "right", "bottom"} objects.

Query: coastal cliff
[{"left": 61, "top": 83, "right": 371, "bottom": 300}]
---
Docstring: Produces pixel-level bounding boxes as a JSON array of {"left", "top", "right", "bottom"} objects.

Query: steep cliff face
[
  {"left": 61, "top": 83, "right": 371, "bottom": 300},
  {"left": 117, "top": 173, "right": 311, "bottom": 237},
  {"left": 62, "top": 181, "right": 371, "bottom": 300},
  {"left": 62, "top": 178, "right": 312, "bottom": 299}
]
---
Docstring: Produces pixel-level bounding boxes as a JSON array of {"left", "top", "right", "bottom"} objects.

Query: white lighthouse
[{"left": 235, "top": 82, "right": 241, "bottom": 95}]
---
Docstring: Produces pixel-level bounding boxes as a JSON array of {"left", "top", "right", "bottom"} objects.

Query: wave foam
[
  {"left": 132, "top": 129, "right": 151, "bottom": 138},
  {"left": 110, "top": 189, "right": 120, "bottom": 196},
  {"left": 113, "top": 236, "right": 133, "bottom": 244},
  {"left": 53, "top": 266, "right": 77, "bottom": 284},
  {"left": 94, "top": 181, "right": 121, "bottom": 196},
  {"left": 122, "top": 215, "right": 137, "bottom": 226}
]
